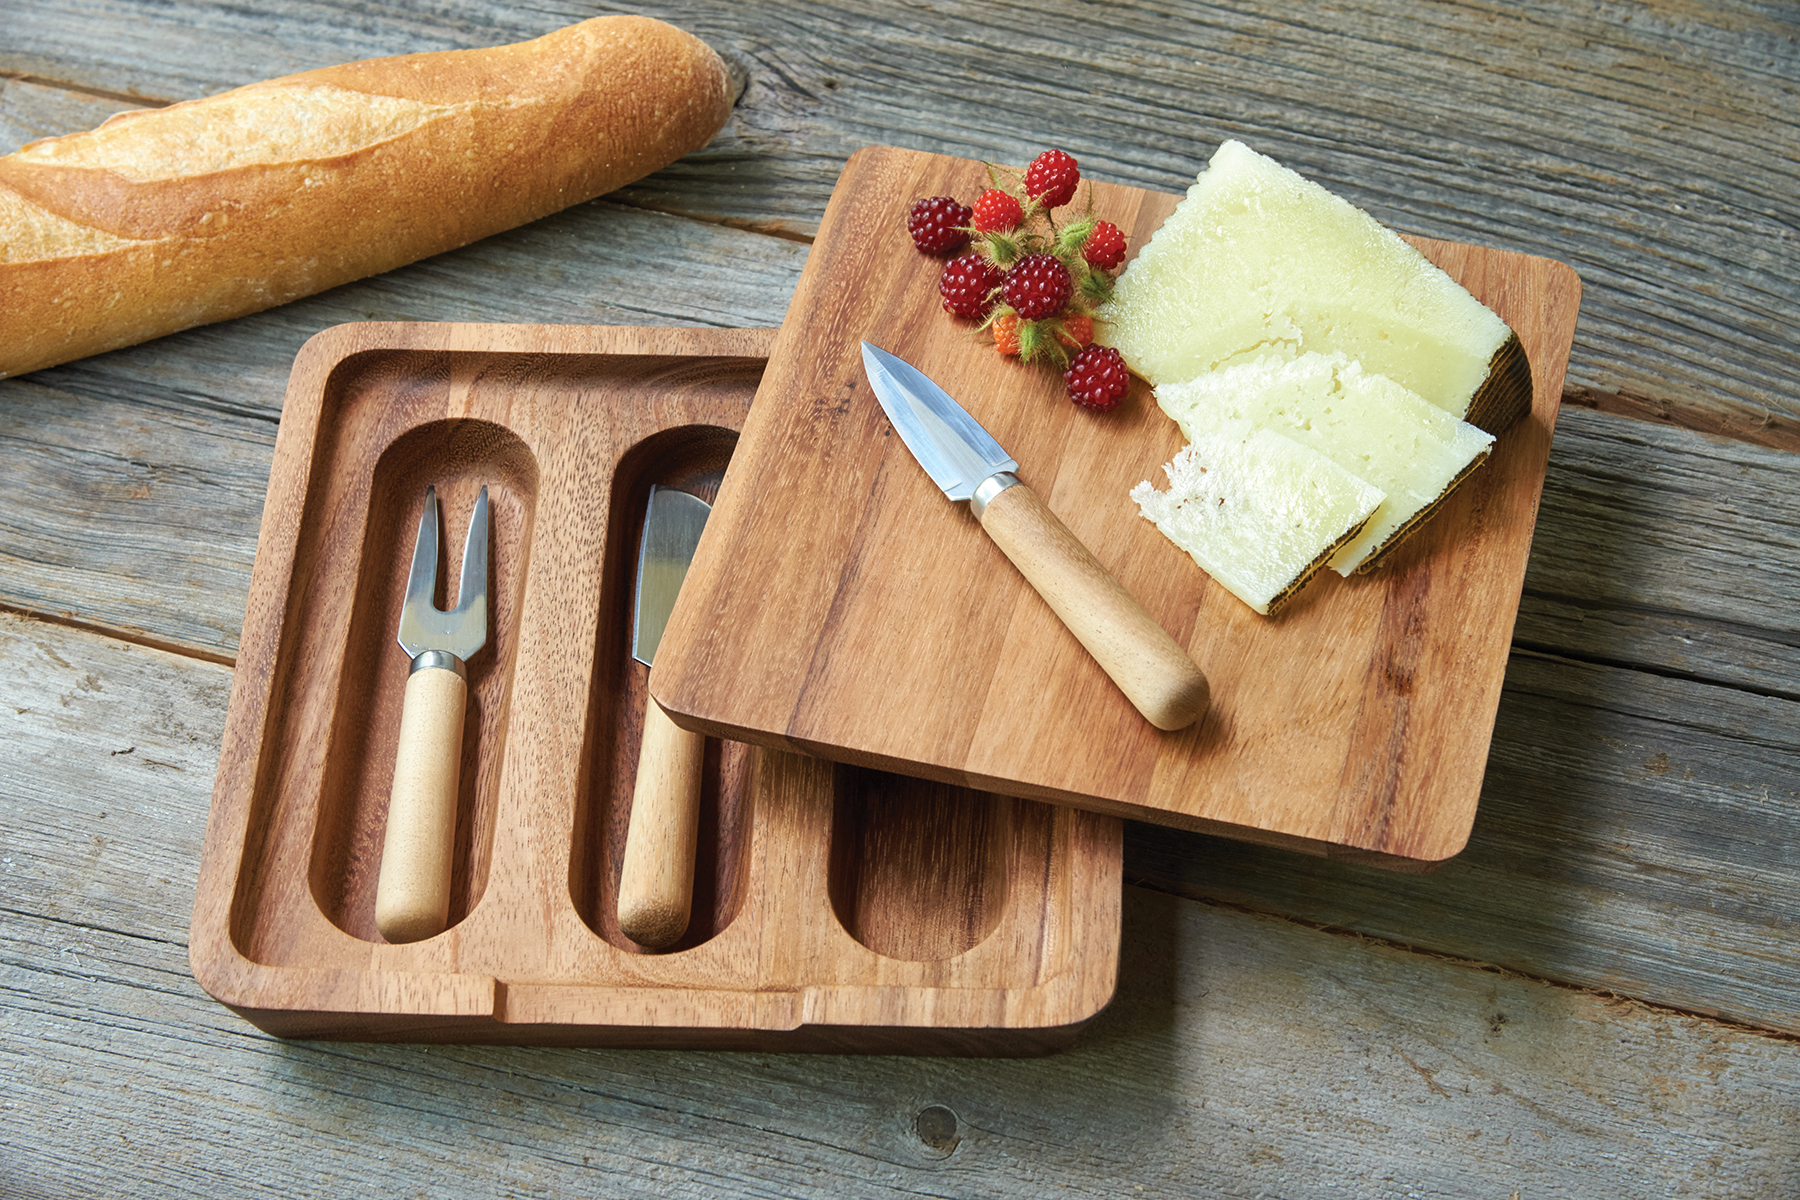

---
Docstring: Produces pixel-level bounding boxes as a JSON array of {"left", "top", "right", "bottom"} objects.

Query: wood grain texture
[
  {"left": 1118, "top": 409, "right": 1800, "bottom": 1035},
  {"left": 3, "top": 617, "right": 1796, "bottom": 1195},
  {"left": 4, "top": 0, "right": 1791, "bottom": 436},
  {"left": 653, "top": 146, "right": 1582, "bottom": 868},
  {"left": 188, "top": 323, "right": 1121, "bottom": 1046},
  {"left": 0, "top": 1, "right": 1791, "bottom": 1022},
  {"left": 1131, "top": 646, "right": 1800, "bottom": 1028}
]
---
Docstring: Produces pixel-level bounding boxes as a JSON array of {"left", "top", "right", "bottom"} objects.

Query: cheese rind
[
  {"left": 1155, "top": 353, "right": 1495, "bottom": 574},
  {"left": 1130, "top": 423, "right": 1384, "bottom": 616},
  {"left": 1101, "top": 139, "right": 1515, "bottom": 423}
]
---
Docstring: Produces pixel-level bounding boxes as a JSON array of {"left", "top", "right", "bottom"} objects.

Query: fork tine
[
  {"left": 454, "top": 486, "right": 489, "bottom": 618},
  {"left": 405, "top": 485, "right": 441, "bottom": 613}
]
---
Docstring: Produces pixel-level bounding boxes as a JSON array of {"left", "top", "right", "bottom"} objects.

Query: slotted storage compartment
[{"left": 191, "top": 323, "right": 1122, "bottom": 1053}]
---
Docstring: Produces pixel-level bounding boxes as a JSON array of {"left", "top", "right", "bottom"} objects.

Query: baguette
[{"left": 0, "top": 16, "right": 734, "bottom": 378}]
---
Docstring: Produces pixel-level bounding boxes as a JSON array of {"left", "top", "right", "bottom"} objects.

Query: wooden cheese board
[
  {"left": 652, "top": 146, "right": 1585, "bottom": 870},
  {"left": 189, "top": 322, "right": 1122, "bottom": 1050}
]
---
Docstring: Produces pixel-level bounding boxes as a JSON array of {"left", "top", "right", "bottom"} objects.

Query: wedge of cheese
[
  {"left": 1130, "top": 422, "right": 1384, "bottom": 616},
  {"left": 1155, "top": 353, "right": 1495, "bottom": 574},
  {"left": 1101, "top": 139, "right": 1529, "bottom": 433}
]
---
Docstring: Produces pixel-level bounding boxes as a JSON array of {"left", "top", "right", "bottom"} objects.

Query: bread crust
[{"left": 0, "top": 16, "right": 733, "bottom": 377}]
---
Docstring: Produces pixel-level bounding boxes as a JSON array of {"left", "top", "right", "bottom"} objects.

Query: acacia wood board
[
  {"left": 652, "top": 146, "right": 1584, "bottom": 869},
  {"left": 189, "top": 321, "right": 1121, "bottom": 1050}
]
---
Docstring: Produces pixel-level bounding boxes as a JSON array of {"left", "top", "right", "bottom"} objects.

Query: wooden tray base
[{"left": 190, "top": 323, "right": 1121, "bottom": 1052}]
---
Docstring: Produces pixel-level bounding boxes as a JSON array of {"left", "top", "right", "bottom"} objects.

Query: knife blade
[
  {"left": 861, "top": 342, "right": 1209, "bottom": 731},
  {"left": 617, "top": 485, "right": 711, "bottom": 948},
  {"left": 376, "top": 484, "right": 490, "bottom": 943}
]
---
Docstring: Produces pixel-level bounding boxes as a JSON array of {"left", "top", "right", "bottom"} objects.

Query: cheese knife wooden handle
[
  {"left": 976, "top": 478, "right": 1210, "bottom": 732},
  {"left": 617, "top": 697, "right": 706, "bottom": 948},
  {"left": 375, "top": 661, "right": 467, "bottom": 943}
]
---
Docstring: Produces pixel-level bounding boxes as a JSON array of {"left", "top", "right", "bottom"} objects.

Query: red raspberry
[
  {"left": 1002, "top": 254, "right": 1071, "bottom": 321},
  {"left": 908, "top": 196, "right": 971, "bottom": 256},
  {"left": 1024, "top": 149, "right": 1080, "bottom": 209},
  {"left": 938, "top": 254, "right": 1002, "bottom": 320},
  {"left": 1064, "top": 345, "right": 1130, "bottom": 411},
  {"left": 1082, "top": 220, "right": 1127, "bottom": 270},
  {"left": 1057, "top": 314, "right": 1094, "bottom": 348},
  {"left": 992, "top": 312, "right": 1021, "bottom": 356},
  {"left": 972, "top": 188, "right": 1023, "bottom": 233}
]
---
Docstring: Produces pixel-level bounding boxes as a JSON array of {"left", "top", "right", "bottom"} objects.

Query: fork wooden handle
[
  {"left": 375, "top": 663, "right": 466, "bottom": 943},
  {"left": 976, "top": 479, "right": 1209, "bottom": 731},
  {"left": 617, "top": 696, "right": 706, "bottom": 948}
]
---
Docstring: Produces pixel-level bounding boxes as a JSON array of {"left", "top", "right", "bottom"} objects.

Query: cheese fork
[{"left": 375, "top": 484, "right": 489, "bottom": 944}]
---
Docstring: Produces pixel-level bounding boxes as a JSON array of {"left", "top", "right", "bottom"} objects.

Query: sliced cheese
[
  {"left": 1130, "top": 422, "right": 1384, "bottom": 616},
  {"left": 1155, "top": 353, "right": 1495, "bottom": 574},
  {"left": 1100, "top": 139, "right": 1516, "bottom": 423}
]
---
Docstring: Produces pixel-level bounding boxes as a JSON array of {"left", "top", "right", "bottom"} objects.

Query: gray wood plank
[
  {"left": 4, "top": 615, "right": 1797, "bottom": 1199},
  {"left": 9, "top": 893, "right": 1794, "bottom": 1200},
  {"left": 1128, "top": 644, "right": 1800, "bottom": 1032},
  {"left": 3, "top": 0, "right": 1795, "bottom": 436},
  {"left": 0, "top": 73, "right": 145, "bottom": 149},
  {"left": 1515, "top": 409, "right": 1800, "bottom": 696},
  {"left": 1527, "top": 414, "right": 1800, "bottom": 640}
]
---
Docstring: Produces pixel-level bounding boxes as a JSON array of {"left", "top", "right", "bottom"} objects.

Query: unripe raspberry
[
  {"left": 992, "top": 312, "right": 1022, "bottom": 356},
  {"left": 1057, "top": 314, "right": 1095, "bottom": 348}
]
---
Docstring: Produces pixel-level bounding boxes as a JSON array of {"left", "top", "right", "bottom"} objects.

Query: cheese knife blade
[
  {"left": 631, "top": 486, "right": 710, "bottom": 667},
  {"left": 860, "top": 341, "right": 1209, "bottom": 731}
]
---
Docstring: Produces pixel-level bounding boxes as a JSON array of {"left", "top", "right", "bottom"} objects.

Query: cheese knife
[
  {"left": 617, "top": 485, "right": 711, "bottom": 949},
  {"left": 375, "top": 484, "right": 489, "bottom": 944},
  {"left": 860, "top": 342, "right": 1209, "bottom": 731}
]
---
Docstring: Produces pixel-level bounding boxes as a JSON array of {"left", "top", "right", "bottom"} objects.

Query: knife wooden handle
[
  {"left": 977, "top": 480, "right": 1210, "bottom": 731},
  {"left": 617, "top": 696, "right": 707, "bottom": 948},
  {"left": 375, "top": 663, "right": 467, "bottom": 944}
]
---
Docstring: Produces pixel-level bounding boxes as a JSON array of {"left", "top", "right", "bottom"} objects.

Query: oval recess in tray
[
  {"left": 828, "top": 768, "right": 1046, "bottom": 962},
  {"left": 307, "top": 417, "right": 539, "bottom": 944},
  {"left": 570, "top": 424, "right": 758, "bottom": 953}
]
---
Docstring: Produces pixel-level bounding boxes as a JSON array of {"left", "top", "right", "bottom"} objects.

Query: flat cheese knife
[
  {"left": 861, "top": 342, "right": 1208, "bottom": 731},
  {"left": 375, "top": 484, "right": 489, "bottom": 944},
  {"left": 617, "top": 485, "right": 711, "bottom": 949}
]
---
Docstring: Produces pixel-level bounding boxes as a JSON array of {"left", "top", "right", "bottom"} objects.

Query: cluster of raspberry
[{"left": 907, "top": 149, "right": 1132, "bottom": 411}]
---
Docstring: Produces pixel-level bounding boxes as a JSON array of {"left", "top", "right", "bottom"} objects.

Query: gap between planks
[
  {"left": 1565, "top": 385, "right": 1800, "bottom": 456},
  {"left": 0, "top": 601, "right": 236, "bottom": 668},
  {"left": 1508, "top": 638, "right": 1800, "bottom": 707},
  {"left": 0, "top": 68, "right": 173, "bottom": 109},
  {"left": 1134, "top": 886, "right": 1800, "bottom": 1048}
]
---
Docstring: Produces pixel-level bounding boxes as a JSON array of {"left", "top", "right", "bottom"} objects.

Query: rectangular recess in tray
[{"left": 190, "top": 323, "right": 1121, "bottom": 1052}]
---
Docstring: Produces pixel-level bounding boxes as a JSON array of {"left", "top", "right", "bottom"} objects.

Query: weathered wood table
[{"left": 4, "top": 2, "right": 1796, "bottom": 1195}]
